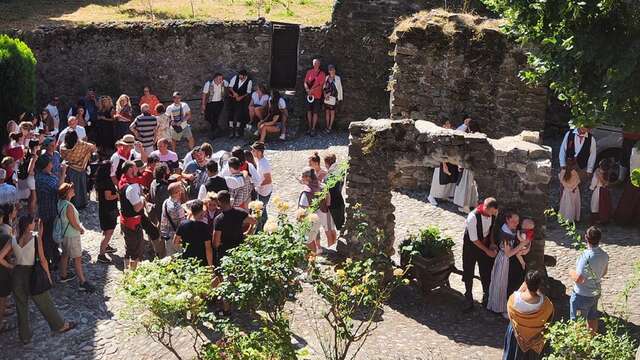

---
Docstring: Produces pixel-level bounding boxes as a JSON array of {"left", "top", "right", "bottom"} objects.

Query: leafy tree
[
  {"left": 0, "top": 35, "right": 36, "bottom": 141},
  {"left": 482, "top": 0, "right": 640, "bottom": 130}
]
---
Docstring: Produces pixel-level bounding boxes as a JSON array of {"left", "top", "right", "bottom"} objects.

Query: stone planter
[{"left": 401, "top": 250, "right": 454, "bottom": 294}]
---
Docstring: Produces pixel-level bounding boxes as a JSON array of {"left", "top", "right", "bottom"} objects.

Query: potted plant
[{"left": 400, "top": 226, "right": 455, "bottom": 294}]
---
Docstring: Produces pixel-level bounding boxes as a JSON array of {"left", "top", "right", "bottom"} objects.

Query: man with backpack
[{"left": 35, "top": 154, "right": 68, "bottom": 268}]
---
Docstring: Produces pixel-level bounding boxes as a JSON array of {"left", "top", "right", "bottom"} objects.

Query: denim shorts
[{"left": 570, "top": 292, "right": 600, "bottom": 320}]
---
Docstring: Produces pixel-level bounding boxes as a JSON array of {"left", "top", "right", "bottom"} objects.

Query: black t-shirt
[
  {"left": 204, "top": 176, "right": 229, "bottom": 194},
  {"left": 176, "top": 220, "right": 211, "bottom": 266},
  {"left": 96, "top": 180, "right": 118, "bottom": 212},
  {"left": 213, "top": 208, "right": 248, "bottom": 256}
]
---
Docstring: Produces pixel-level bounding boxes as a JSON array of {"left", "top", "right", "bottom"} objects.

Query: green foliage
[
  {"left": 399, "top": 226, "right": 455, "bottom": 259},
  {"left": 238, "top": 0, "right": 295, "bottom": 16},
  {"left": 483, "top": 0, "right": 640, "bottom": 130},
  {"left": 215, "top": 214, "right": 309, "bottom": 323},
  {"left": 545, "top": 317, "right": 637, "bottom": 360},
  {"left": 202, "top": 317, "right": 301, "bottom": 360},
  {"left": 310, "top": 161, "right": 348, "bottom": 213},
  {"left": 544, "top": 208, "right": 586, "bottom": 250},
  {"left": 119, "top": 257, "right": 216, "bottom": 359},
  {"left": 631, "top": 168, "right": 640, "bottom": 188},
  {"left": 0, "top": 35, "right": 36, "bottom": 133}
]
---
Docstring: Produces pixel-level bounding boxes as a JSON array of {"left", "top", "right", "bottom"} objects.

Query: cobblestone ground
[{"left": 1, "top": 132, "right": 638, "bottom": 360}]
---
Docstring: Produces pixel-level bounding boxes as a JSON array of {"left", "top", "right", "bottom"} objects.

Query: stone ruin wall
[
  {"left": 389, "top": 10, "right": 547, "bottom": 138},
  {"left": 5, "top": 0, "right": 488, "bottom": 131},
  {"left": 344, "top": 119, "right": 552, "bottom": 272}
]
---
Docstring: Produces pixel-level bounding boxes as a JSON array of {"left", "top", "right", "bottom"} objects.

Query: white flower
[
  {"left": 294, "top": 208, "right": 307, "bottom": 221},
  {"left": 308, "top": 213, "right": 320, "bottom": 223},
  {"left": 175, "top": 292, "right": 191, "bottom": 302},
  {"left": 264, "top": 220, "right": 278, "bottom": 234},
  {"left": 249, "top": 200, "right": 264, "bottom": 211}
]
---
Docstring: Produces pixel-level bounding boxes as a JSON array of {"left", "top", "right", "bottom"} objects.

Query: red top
[
  {"left": 139, "top": 168, "right": 154, "bottom": 189},
  {"left": 305, "top": 68, "right": 326, "bottom": 99},
  {"left": 140, "top": 95, "right": 160, "bottom": 115}
]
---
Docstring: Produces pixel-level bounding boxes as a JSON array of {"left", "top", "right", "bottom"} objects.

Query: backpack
[
  {"left": 188, "top": 167, "right": 209, "bottom": 200},
  {"left": 52, "top": 201, "right": 71, "bottom": 244},
  {"left": 17, "top": 153, "right": 32, "bottom": 180}
]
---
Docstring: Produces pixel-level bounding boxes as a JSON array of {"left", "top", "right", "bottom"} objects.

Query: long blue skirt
[
  {"left": 502, "top": 322, "right": 543, "bottom": 360},
  {"left": 67, "top": 168, "right": 88, "bottom": 210}
]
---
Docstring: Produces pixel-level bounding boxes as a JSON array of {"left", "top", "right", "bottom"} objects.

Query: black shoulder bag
[{"left": 30, "top": 235, "right": 52, "bottom": 296}]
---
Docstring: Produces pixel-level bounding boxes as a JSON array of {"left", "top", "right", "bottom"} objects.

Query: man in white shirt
[
  {"left": 456, "top": 116, "right": 472, "bottom": 132},
  {"left": 559, "top": 127, "right": 597, "bottom": 182},
  {"left": 166, "top": 91, "right": 194, "bottom": 150},
  {"left": 201, "top": 73, "right": 228, "bottom": 139},
  {"left": 118, "top": 161, "right": 146, "bottom": 270},
  {"left": 227, "top": 70, "right": 253, "bottom": 138},
  {"left": 45, "top": 97, "right": 61, "bottom": 136},
  {"left": 250, "top": 142, "right": 272, "bottom": 231},
  {"left": 461, "top": 197, "right": 499, "bottom": 312},
  {"left": 58, "top": 116, "right": 87, "bottom": 144}
]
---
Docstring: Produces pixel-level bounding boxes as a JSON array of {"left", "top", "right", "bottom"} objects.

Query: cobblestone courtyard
[{"left": 0, "top": 132, "right": 638, "bottom": 360}]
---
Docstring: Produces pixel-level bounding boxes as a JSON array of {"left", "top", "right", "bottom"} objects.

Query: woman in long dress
[
  {"left": 454, "top": 119, "right": 481, "bottom": 213},
  {"left": 487, "top": 213, "right": 526, "bottom": 317},
  {"left": 428, "top": 162, "right": 458, "bottom": 206},
  {"left": 589, "top": 160, "right": 612, "bottom": 225},
  {"left": 558, "top": 159, "right": 581, "bottom": 222},
  {"left": 615, "top": 145, "right": 640, "bottom": 225}
]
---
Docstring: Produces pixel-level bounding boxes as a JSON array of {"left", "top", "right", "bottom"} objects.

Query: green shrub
[
  {"left": 400, "top": 226, "right": 455, "bottom": 259},
  {"left": 631, "top": 168, "right": 640, "bottom": 188},
  {"left": 0, "top": 35, "right": 36, "bottom": 132}
]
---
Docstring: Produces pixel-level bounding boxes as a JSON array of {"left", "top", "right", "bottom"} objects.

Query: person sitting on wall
[
  {"left": 304, "top": 58, "right": 326, "bottom": 137},
  {"left": 559, "top": 126, "right": 597, "bottom": 184},
  {"left": 269, "top": 90, "right": 288, "bottom": 141},
  {"left": 257, "top": 90, "right": 285, "bottom": 143},
  {"left": 227, "top": 70, "right": 253, "bottom": 139},
  {"left": 201, "top": 72, "right": 228, "bottom": 139},
  {"left": 248, "top": 84, "right": 270, "bottom": 135}
]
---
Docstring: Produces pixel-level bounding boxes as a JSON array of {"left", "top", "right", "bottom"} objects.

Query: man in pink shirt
[{"left": 304, "top": 58, "right": 326, "bottom": 136}]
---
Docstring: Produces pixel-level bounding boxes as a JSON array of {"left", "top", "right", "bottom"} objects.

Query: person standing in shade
[
  {"left": 174, "top": 200, "right": 213, "bottom": 267},
  {"left": 461, "top": 197, "right": 499, "bottom": 312},
  {"left": 0, "top": 215, "right": 76, "bottom": 344},
  {"left": 569, "top": 226, "right": 609, "bottom": 334},
  {"left": 140, "top": 86, "right": 160, "bottom": 115},
  {"left": 96, "top": 96, "right": 116, "bottom": 153},
  {"left": 428, "top": 120, "right": 458, "bottom": 206},
  {"left": 454, "top": 119, "right": 481, "bottom": 213},
  {"left": 35, "top": 155, "right": 68, "bottom": 268},
  {"left": 559, "top": 127, "right": 597, "bottom": 184},
  {"left": 322, "top": 64, "right": 343, "bottom": 133},
  {"left": 502, "top": 270, "right": 554, "bottom": 360},
  {"left": 166, "top": 91, "right": 194, "bottom": 150},
  {"left": 227, "top": 70, "right": 252, "bottom": 138},
  {"left": 45, "top": 97, "right": 61, "bottom": 136},
  {"left": 250, "top": 142, "right": 272, "bottom": 232},
  {"left": 304, "top": 58, "right": 326, "bottom": 136},
  {"left": 59, "top": 130, "right": 96, "bottom": 210},
  {"left": 56, "top": 183, "right": 95, "bottom": 292},
  {"left": 129, "top": 103, "right": 158, "bottom": 156},
  {"left": 201, "top": 72, "right": 228, "bottom": 139}
]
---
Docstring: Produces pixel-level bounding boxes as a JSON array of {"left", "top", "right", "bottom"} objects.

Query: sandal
[{"left": 57, "top": 321, "right": 77, "bottom": 334}]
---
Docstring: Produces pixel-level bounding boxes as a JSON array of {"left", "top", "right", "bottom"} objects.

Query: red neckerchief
[
  {"left": 475, "top": 203, "right": 487, "bottom": 216},
  {"left": 117, "top": 147, "right": 131, "bottom": 159},
  {"left": 525, "top": 229, "right": 535, "bottom": 241}
]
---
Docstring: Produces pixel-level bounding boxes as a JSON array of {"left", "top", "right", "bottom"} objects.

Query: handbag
[
  {"left": 171, "top": 104, "right": 185, "bottom": 133},
  {"left": 29, "top": 235, "right": 52, "bottom": 296}
]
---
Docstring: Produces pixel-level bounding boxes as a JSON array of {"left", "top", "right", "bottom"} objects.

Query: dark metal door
[{"left": 270, "top": 22, "right": 300, "bottom": 89}]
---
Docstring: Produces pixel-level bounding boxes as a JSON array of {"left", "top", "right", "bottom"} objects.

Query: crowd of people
[{"left": 0, "top": 59, "right": 347, "bottom": 341}]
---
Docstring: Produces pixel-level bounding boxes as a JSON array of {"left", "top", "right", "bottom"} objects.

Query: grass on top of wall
[{"left": 0, "top": 0, "right": 335, "bottom": 30}]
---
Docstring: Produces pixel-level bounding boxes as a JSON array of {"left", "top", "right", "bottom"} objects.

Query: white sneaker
[
  {"left": 254, "top": 130, "right": 259, "bottom": 136},
  {"left": 428, "top": 195, "right": 438, "bottom": 206},
  {"left": 279, "top": 133, "right": 286, "bottom": 140}
]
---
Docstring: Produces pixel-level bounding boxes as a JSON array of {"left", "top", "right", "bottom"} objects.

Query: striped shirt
[{"left": 131, "top": 114, "right": 158, "bottom": 149}]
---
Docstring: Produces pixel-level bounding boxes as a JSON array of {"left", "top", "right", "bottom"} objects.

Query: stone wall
[
  {"left": 6, "top": 1, "right": 488, "bottom": 132},
  {"left": 344, "top": 119, "right": 552, "bottom": 271},
  {"left": 389, "top": 11, "right": 547, "bottom": 137}
]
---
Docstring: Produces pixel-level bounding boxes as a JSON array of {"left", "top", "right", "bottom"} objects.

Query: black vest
[
  {"left": 119, "top": 184, "right": 140, "bottom": 218},
  {"left": 565, "top": 131, "right": 592, "bottom": 170},
  {"left": 204, "top": 176, "right": 229, "bottom": 194},
  {"left": 463, "top": 209, "right": 495, "bottom": 247},
  {"left": 233, "top": 76, "right": 250, "bottom": 96}
]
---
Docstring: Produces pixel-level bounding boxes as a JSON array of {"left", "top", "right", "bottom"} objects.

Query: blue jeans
[
  {"left": 570, "top": 292, "right": 599, "bottom": 320},
  {"left": 256, "top": 193, "right": 271, "bottom": 232}
]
